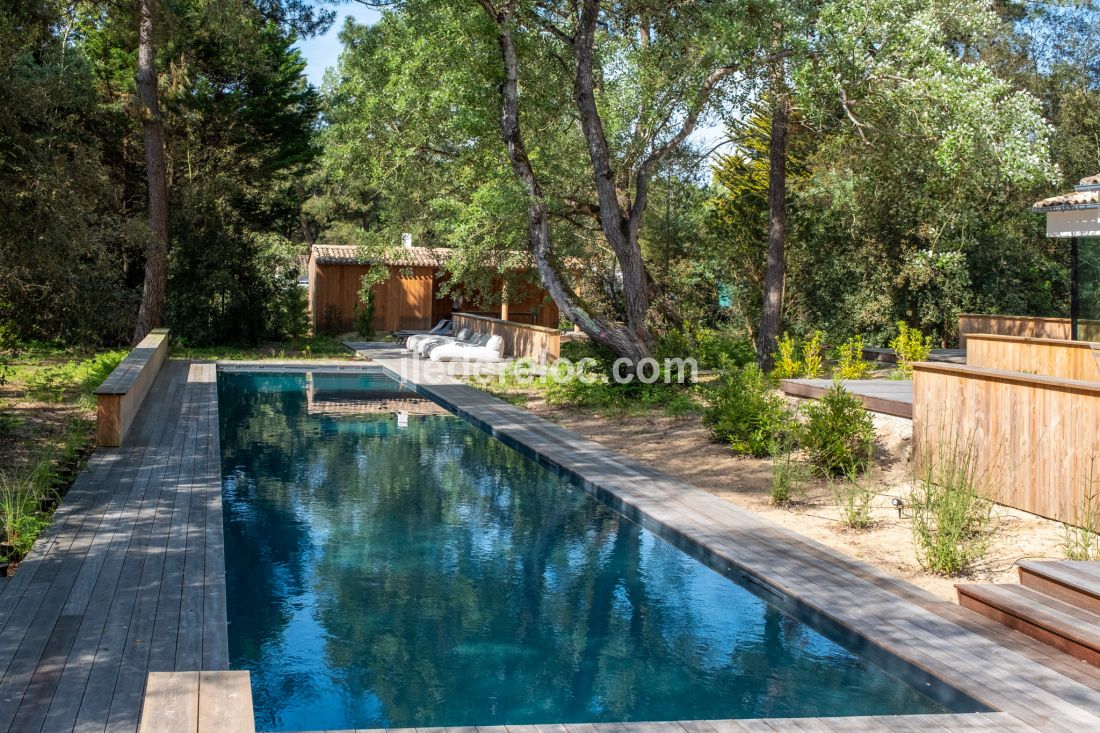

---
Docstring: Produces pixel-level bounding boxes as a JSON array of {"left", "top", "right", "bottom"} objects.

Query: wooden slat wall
[
  {"left": 958, "top": 314, "right": 1073, "bottom": 348},
  {"left": 310, "top": 263, "right": 436, "bottom": 333},
  {"left": 453, "top": 313, "right": 561, "bottom": 363},
  {"left": 966, "top": 334, "right": 1100, "bottom": 382},
  {"left": 913, "top": 362, "right": 1100, "bottom": 528}
]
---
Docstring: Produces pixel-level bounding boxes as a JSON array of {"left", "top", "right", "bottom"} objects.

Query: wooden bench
[
  {"left": 138, "top": 671, "right": 255, "bottom": 733},
  {"left": 94, "top": 328, "right": 170, "bottom": 446}
]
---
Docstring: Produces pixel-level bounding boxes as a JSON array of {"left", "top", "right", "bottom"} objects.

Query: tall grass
[
  {"left": 1062, "top": 459, "right": 1100, "bottom": 561},
  {"left": 770, "top": 440, "right": 810, "bottom": 505},
  {"left": 833, "top": 473, "right": 876, "bottom": 529},
  {"left": 910, "top": 438, "right": 995, "bottom": 576}
]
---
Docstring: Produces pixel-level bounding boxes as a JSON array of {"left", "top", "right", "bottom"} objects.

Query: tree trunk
[
  {"left": 132, "top": 0, "right": 170, "bottom": 345},
  {"left": 478, "top": 2, "right": 650, "bottom": 363},
  {"left": 757, "top": 84, "right": 789, "bottom": 370}
]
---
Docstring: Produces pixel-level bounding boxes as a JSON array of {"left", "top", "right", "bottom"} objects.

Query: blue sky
[{"left": 297, "top": 5, "right": 380, "bottom": 87}]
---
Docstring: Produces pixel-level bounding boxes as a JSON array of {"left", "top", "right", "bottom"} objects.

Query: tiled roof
[
  {"left": 1032, "top": 174, "right": 1100, "bottom": 211},
  {"left": 311, "top": 244, "right": 451, "bottom": 267}
]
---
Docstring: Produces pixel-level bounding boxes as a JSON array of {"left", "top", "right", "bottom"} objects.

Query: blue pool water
[{"left": 218, "top": 370, "right": 955, "bottom": 731}]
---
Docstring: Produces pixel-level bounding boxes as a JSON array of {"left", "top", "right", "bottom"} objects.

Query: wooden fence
[
  {"left": 95, "top": 328, "right": 170, "bottom": 447},
  {"left": 958, "top": 314, "right": 1072, "bottom": 348},
  {"left": 965, "top": 334, "right": 1100, "bottom": 382},
  {"left": 912, "top": 362, "right": 1100, "bottom": 528},
  {"left": 453, "top": 313, "right": 560, "bottom": 363}
]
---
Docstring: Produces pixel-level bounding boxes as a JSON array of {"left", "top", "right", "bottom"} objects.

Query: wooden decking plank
[
  {"left": 0, "top": 371, "right": 183, "bottom": 732},
  {"left": 5, "top": 612, "right": 82, "bottom": 731},
  {"left": 137, "top": 671, "right": 199, "bottom": 733},
  {"left": 145, "top": 372, "right": 202, "bottom": 675},
  {"left": 198, "top": 366, "right": 229, "bottom": 670},
  {"left": 104, "top": 374, "right": 202, "bottom": 732},
  {"left": 70, "top": 367, "right": 196, "bottom": 731},
  {"left": 196, "top": 671, "right": 254, "bottom": 733},
  {"left": 959, "top": 584, "right": 1100, "bottom": 648},
  {"left": 176, "top": 365, "right": 216, "bottom": 672},
  {"left": 1021, "top": 560, "right": 1100, "bottom": 600},
  {"left": 38, "top": 364, "right": 191, "bottom": 733}
]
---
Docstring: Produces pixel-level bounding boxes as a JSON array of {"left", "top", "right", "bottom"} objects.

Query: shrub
[
  {"left": 833, "top": 476, "right": 876, "bottom": 529},
  {"left": 656, "top": 323, "right": 754, "bottom": 370},
  {"left": 832, "top": 335, "right": 874, "bottom": 380},
  {"left": 704, "top": 360, "right": 794, "bottom": 457},
  {"left": 890, "top": 321, "right": 933, "bottom": 377},
  {"left": 910, "top": 442, "right": 994, "bottom": 576},
  {"left": 543, "top": 365, "right": 699, "bottom": 417},
  {"left": 802, "top": 331, "right": 824, "bottom": 378},
  {"left": 353, "top": 295, "right": 376, "bottom": 340},
  {"left": 800, "top": 384, "right": 876, "bottom": 476},
  {"left": 771, "top": 334, "right": 801, "bottom": 379}
]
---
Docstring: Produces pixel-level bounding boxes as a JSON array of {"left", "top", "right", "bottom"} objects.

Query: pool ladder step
[{"left": 957, "top": 561, "right": 1100, "bottom": 667}]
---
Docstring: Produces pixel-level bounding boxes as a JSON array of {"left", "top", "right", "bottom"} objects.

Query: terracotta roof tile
[
  {"left": 312, "top": 244, "right": 451, "bottom": 267},
  {"left": 1032, "top": 189, "right": 1100, "bottom": 210},
  {"left": 1032, "top": 174, "right": 1100, "bottom": 210}
]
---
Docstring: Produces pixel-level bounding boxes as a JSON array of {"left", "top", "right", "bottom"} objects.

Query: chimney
[{"left": 402, "top": 232, "right": 413, "bottom": 249}]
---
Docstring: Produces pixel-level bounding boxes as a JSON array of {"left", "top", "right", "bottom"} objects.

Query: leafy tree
[{"left": 320, "top": 1, "right": 777, "bottom": 362}]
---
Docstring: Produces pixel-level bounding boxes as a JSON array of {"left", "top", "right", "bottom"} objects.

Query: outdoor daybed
[{"left": 429, "top": 334, "right": 505, "bottom": 363}]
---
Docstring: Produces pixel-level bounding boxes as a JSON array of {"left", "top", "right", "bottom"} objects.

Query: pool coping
[{"left": 216, "top": 357, "right": 1100, "bottom": 732}]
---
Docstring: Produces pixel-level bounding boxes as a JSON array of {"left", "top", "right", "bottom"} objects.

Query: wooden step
[
  {"left": 139, "top": 671, "right": 255, "bottom": 733},
  {"left": 1018, "top": 560, "right": 1100, "bottom": 615},
  {"left": 957, "top": 582, "right": 1100, "bottom": 667}
]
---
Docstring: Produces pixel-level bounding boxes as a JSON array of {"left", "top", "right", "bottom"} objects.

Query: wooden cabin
[{"left": 307, "top": 244, "right": 558, "bottom": 334}]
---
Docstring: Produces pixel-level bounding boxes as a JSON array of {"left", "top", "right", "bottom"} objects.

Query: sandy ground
[{"left": 512, "top": 392, "right": 1067, "bottom": 603}]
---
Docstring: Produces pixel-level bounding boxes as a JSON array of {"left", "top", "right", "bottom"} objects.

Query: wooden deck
[
  {"left": 780, "top": 378, "right": 914, "bottom": 418},
  {"left": 0, "top": 360, "right": 226, "bottom": 733}
]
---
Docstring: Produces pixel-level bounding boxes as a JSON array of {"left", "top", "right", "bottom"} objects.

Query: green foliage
[
  {"left": 770, "top": 331, "right": 823, "bottom": 379},
  {"left": 656, "top": 323, "right": 755, "bottom": 370},
  {"left": 832, "top": 336, "right": 874, "bottom": 380},
  {"left": 1063, "top": 461, "right": 1100, "bottom": 562},
  {"left": 771, "top": 335, "right": 802, "bottom": 380},
  {"left": 833, "top": 477, "right": 876, "bottom": 530},
  {"left": 910, "top": 441, "right": 994, "bottom": 576},
  {"left": 24, "top": 351, "right": 127, "bottom": 406},
  {"left": 801, "top": 331, "right": 824, "bottom": 379},
  {"left": 0, "top": 1, "right": 138, "bottom": 345},
  {"left": 703, "top": 361, "right": 794, "bottom": 457},
  {"left": 353, "top": 267, "right": 386, "bottom": 340},
  {"left": 800, "top": 384, "right": 876, "bottom": 476},
  {"left": 889, "top": 321, "right": 933, "bottom": 377},
  {"left": 542, "top": 365, "right": 700, "bottom": 418}
]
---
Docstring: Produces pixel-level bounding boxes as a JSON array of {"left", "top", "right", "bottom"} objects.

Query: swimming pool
[{"left": 218, "top": 369, "right": 961, "bottom": 731}]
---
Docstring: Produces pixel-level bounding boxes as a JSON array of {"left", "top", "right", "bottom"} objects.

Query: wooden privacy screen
[
  {"left": 310, "top": 262, "right": 437, "bottom": 333},
  {"left": 958, "top": 314, "right": 1072, "bottom": 348},
  {"left": 452, "top": 313, "right": 561, "bottom": 363},
  {"left": 912, "top": 362, "right": 1100, "bottom": 528},
  {"left": 95, "top": 328, "right": 170, "bottom": 447},
  {"left": 965, "top": 334, "right": 1100, "bottom": 382}
]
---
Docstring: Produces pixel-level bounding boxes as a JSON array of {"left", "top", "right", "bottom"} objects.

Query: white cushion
[{"left": 429, "top": 342, "right": 505, "bottom": 363}]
